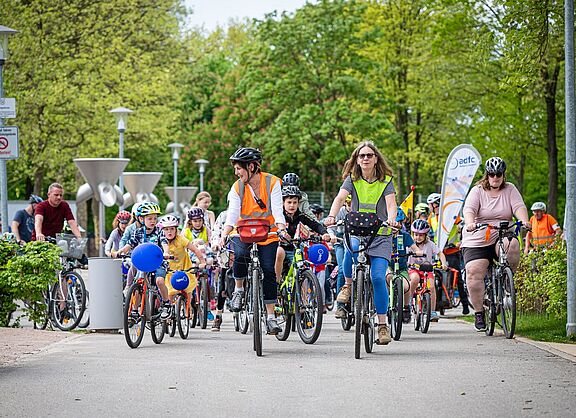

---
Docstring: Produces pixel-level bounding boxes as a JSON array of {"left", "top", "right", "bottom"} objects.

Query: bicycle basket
[
  {"left": 344, "top": 211, "right": 382, "bottom": 237},
  {"left": 236, "top": 218, "right": 271, "bottom": 244},
  {"left": 55, "top": 233, "right": 88, "bottom": 259}
]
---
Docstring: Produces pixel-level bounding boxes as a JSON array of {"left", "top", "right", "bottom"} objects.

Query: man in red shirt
[{"left": 33, "top": 183, "right": 82, "bottom": 241}]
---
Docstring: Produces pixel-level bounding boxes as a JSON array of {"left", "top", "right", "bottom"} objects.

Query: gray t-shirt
[{"left": 340, "top": 175, "right": 396, "bottom": 261}]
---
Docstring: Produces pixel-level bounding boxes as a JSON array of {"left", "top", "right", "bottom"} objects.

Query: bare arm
[
  {"left": 67, "top": 219, "right": 82, "bottom": 239},
  {"left": 385, "top": 193, "right": 398, "bottom": 227},
  {"left": 325, "top": 189, "right": 349, "bottom": 226},
  {"left": 11, "top": 220, "right": 21, "bottom": 242},
  {"left": 35, "top": 214, "right": 45, "bottom": 241}
]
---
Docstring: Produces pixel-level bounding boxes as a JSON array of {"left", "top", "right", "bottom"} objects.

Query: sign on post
[
  {"left": 0, "top": 126, "right": 19, "bottom": 159},
  {"left": 0, "top": 98, "right": 16, "bottom": 119}
]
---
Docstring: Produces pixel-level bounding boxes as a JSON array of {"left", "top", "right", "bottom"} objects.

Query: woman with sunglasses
[
  {"left": 105, "top": 210, "right": 131, "bottom": 257},
  {"left": 325, "top": 141, "right": 399, "bottom": 345},
  {"left": 460, "top": 157, "right": 530, "bottom": 332}
]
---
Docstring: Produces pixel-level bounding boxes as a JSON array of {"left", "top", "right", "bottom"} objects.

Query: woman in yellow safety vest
[{"left": 325, "top": 141, "right": 399, "bottom": 345}]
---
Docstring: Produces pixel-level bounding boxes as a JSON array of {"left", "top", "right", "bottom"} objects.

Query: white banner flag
[{"left": 437, "top": 144, "right": 482, "bottom": 251}]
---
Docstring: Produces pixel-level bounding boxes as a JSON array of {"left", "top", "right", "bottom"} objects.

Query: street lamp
[
  {"left": 168, "top": 143, "right": 184, "bottom": 218},
  {"left": 110, "top": 107, "right": 133, "bottom": 210},
  {"left": 195, "top": 159, "right": 209, "bottom": 192},
  {"left": 0, "top": 25, "right": 18, "bottom": 234}
]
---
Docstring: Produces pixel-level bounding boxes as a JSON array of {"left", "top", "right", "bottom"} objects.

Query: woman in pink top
[{"left": 461, "top": 157, "right": 530, "bottom": 332}]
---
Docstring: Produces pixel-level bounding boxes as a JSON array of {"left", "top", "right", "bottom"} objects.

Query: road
[{"left": 1, "top": 313, "right": 575, "bottom": 418}]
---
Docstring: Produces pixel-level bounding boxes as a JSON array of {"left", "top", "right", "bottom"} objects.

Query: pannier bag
[
  {"left": 344, "top": 211, "right": 382, "bottom": 237},
  {"left": 237, "top": 218, "right": 271, "bottom": 244}
]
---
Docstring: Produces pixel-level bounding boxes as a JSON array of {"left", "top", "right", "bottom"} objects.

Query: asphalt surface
[{"left": 1, "top": 312, "right": 575, "bottom": 418}]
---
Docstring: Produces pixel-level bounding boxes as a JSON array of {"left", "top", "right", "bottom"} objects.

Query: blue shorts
[{"left": 155, "top": 267, "right": 167, "bottom": 279}]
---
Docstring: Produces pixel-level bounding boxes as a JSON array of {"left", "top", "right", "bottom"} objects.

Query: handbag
[
  {"left": 344, "top": 211, "right": 382, "bottom": 237},
  {"left": 236, "top": 218, "right": 271, "bottom": 244}
]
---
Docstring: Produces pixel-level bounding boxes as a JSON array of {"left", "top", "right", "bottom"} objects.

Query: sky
[{"left": 184, "top": 0, "right": 312, "bottom": 31}]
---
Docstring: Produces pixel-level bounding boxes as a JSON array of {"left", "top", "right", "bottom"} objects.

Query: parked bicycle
[
  {"left": 33, "top": 234, "right": 88, "bottom": 331},
  {"left": 275, "top": 236, "right": 325, "bottom": 344},
  {"left": 475, "top": 221, "right": 521, "bottom": 338}
]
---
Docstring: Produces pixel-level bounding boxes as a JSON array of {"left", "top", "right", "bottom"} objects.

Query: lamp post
[
  {"left": 110, "top": 107, "right": 133, "bottom": 210},
  {"left": 0, "top": 25, "right": 17, "bottom": 234},
  {"left": 195, "top": 159, "right": 209, "bottom": 192},
  {"left": 168, "top": 143, "right": 184, "bottom": 217}
]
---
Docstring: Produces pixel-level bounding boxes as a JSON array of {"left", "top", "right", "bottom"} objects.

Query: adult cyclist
[{"left": 219, "top": 147, "right": 288, "bottom": 335}]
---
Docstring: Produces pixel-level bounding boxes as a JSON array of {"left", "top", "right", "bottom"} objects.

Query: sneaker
[
  {"left": 336, "top": 285, "right": 351, "bottom": 303},
  {"left": 122, "top": 287, "right": 130, "bottom": 299},
  {"left": 462, "top": 303, "right": 470, "bottom": 315},
  {"left": 430, "top": 311, "right": 439, "bottom": 322},
  {"left": 207, "top": 311, "right": 214, "bottom": 321},
  {"left": 376, "top": 324, "right": 391, "bottom": 345},
  {"left": 266, "top": 318, "right": 282, "bottom": 335},
  {"left": 402, "top": 306, "right": 411, "bottom": 324},
  {"left": 335, "top": 306, "right": 347, "bottom": 319},
  {"left": 161, "top": 302, "right": 171, "bottom": 321},
  {"left": 211, "top": 315, "right": 222, "bottom": 332},
  {"left": 474, "top": 311, "right": 486, "bottom": 331},
  {"left": 230, "top": 290, "right": 244, "bottom": 312},
  {"left": 130, "top": 309, "right": 140, "bottom": 320}
]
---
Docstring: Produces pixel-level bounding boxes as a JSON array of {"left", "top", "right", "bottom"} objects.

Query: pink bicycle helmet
[{"left": 411, "top": 219, "right": 430, "bottom": 234}]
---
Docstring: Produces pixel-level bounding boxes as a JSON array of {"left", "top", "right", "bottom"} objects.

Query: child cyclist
[
  {"left": 275, "top": 185, "right": 333, "bottom": 283},
  {"left": 407, "top": 219, "right": 448, "bottom": 322},
  {"left": 105, "top": 210, "right": 131, "bottom": 257},
  {"left": 159, "top": 215, "right": 207, "bottom": 307},
  {"left": 386, "top": 209, "right": 423, "bottom": 324},
  {"left": 113, "top": 202, "right": 172, "bottom": 320}
]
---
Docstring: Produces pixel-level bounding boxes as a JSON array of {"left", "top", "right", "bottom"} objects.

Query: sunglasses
[
  {"left": 358, "top": 153, "right": 375, "bottom": 160},
  {"left": 488, "top": 172, "right": 503, "bottom": 178},
  {"left": 118, "top": 220, "right": 129, "bottom": 224}
]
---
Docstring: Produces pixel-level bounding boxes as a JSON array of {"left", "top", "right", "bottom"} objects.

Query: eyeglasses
[
  {"left": 118, "top": 220, "right": 129, "bottom": 225},
  {"left": 358, "top": 153, "right": 375, "bottom": 160},
  {"left": 488, "top": 172, "right": 503, "bottom": 178}
]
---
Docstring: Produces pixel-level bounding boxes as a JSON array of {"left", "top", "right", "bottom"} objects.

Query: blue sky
[{"left": 184, "top": 0, "right": 311, "bottom": 30}]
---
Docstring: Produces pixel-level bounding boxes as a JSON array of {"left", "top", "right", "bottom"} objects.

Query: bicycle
[
  {"left": 166, "top": 266, "right": 198, "bottom": 340},
  {"left": 434, "top": 264, "right": 462, "bottom": 315},
  {"left": 409, "top": 261, "right": 437, "bottom": 334},
  {"left": 475, "top": 221, "right": 521, "bottom": 339},
  {"left": 275, "top": 236, "right": 325, "bottom": 344},
  {"left": 33, "top": 234, "right": 88, "bottom": 331},
  {"left": 122, "top": 255, "right": 172, "bottom": 348},
  {"left": 388, "top": 252, "right": 412, "bottom": 341}
]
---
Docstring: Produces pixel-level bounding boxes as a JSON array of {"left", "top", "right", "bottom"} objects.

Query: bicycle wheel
[
  {"left": 275, "top": 287, "right": 292, "bottom": 341},
  {"left": 364, "top": 281, "right": 375, "bottom": 353},
  {"left": 240, "top": 280, "right": 251, "bottom": 334},
  {"left": 150, "top": 292, "right": 166, "bottom": 344},
  {"left": 325, "top": 280, "right": 334, "bottom": 311},
  {"left": 33, "top": 293, "right": 49, "bottom": 330},
  {"left": 413, "top": 294, "right": 421, "bottom": 331},
  {"left": 123, "top": 283, "right": 146, "bottom": 348},
  {"left": 77, "top": 287, "right": 90, "bottom": 329},
  {"left": 354, "top": 271, "right": 364, "bottom": 359},
  {"left": 51, "top": 273, "right": 85, "bottom": 331},
  {"left": 420, "top": 292, "right": 431, "bottom": 334},
  {"left": 176, "top": 294, "right": 190, "bottom": 339},
  {"left": 390, "top": 275, "right": 403, "bottom": 341},
  {"left": 484, "top": 273, "right": 496, "bottom": 336},
  {"left": 295, "top": 270, "right": 323, "bottom": 344},
  {"left": 252, "top": 268, "right": 263, "bottom": 357},
  {"left": 167, "top": 307, "right": 176, "bottom": 338},
  {"left": 499, "top": 267, "right": 516, "bottom": 339},
  {"left": 198, "top": 277, "right": 209, "bottom": 329}
]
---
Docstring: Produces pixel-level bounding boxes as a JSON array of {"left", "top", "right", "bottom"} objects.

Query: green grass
[{"left": 457, "top": 312, "right": 576, "bottom": 344}]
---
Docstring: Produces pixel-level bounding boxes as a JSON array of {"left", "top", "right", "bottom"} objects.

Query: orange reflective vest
[
  {"left": 233, "top": 172, "right": 280, "bottom": 245},
  {"left": 529, "top": 214, "right": 559, "bottom": 246}
]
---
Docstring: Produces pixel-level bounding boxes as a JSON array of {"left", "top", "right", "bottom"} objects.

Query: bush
[
  {"left": 515, "top": 240, "right": 567, "bottom": 319},
  {"left": 0, "top": 238, "right": 61, "bottom": 327}
]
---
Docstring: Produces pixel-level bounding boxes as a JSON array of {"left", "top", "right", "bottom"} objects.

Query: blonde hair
[
  {"left": 194, "top": 191, "right": 212, "bottom": 206},
  {"left": 342, "top": 141, "right": 394, "bottom": 181}
]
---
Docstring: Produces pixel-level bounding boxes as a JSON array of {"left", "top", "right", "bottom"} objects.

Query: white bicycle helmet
[
  {"left": 485, "top": 157, "right": 506, "bottom": 174},
  {"left": 530, "top": 201, "right": 546, "bottom": 212},
  {"left": 160, "top": 214, "right": 179, "bottom": 228},
  {"left": 427, "top": 193, "right": 441, "bottom": 205}
]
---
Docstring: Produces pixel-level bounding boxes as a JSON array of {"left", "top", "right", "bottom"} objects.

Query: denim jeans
[
  {"left": 334, "top": 243, "right": 346, "bottom": 308},
  {"left": 343, "top": 237, "right": 389, "bottom": 314},
  {"left": 232, "top": 237, "right": 279, "bottom": 304}
]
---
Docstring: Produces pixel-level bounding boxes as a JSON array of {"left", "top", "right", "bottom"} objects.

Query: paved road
[{"left": 1, "top": 313, "right": 575, "bottom": 418}]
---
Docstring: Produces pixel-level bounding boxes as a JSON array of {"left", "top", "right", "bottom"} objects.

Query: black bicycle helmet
[
  {"left": 229, "top": 147, "right": 262, "bottom": 164},
  {"left": 282, "top": 172, "right": 300, "bottom": 186},
  {"left": 485, "top": 157, "right": 506, "bottom": 175},
  {"left": 29, "top": 194, "right": 43, "bottom": 204},
  {"left": 281, "top": 185, "right": 301, "bottom": 199},
  {"left": 309, "top": 204, "right": 324, "bottom": 215}
]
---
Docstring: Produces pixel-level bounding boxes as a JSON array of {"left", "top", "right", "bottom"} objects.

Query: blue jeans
[
  {"left": 232, "top": 237, "right": 279, "bottom": 305},
  {"left": 334, "top": 243, "right": 346, "bottom": 308},
  {"left": 343, "top": 237, "right": 389, "bottom": 315}
]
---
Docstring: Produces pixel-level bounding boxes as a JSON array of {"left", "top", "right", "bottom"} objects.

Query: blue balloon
[
  {"left": 131, "top": 242, "right": 163, "bottom": 272},
  {"left": 307, "top": 244, "right": 329, "bottom": 265},
  {"left": 171, "top": 271, "right": 189, "bottom": 291}
]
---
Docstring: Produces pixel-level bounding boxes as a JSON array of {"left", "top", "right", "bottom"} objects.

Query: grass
[{"left": 458, "top": 312, "right": 576, "bottom": 344}]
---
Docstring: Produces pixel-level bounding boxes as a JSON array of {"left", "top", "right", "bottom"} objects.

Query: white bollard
[{"left": 88, "top": 257, "right": 123, "bottom": 331}]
